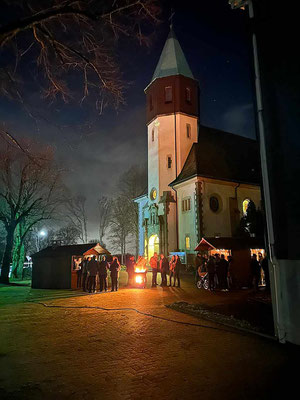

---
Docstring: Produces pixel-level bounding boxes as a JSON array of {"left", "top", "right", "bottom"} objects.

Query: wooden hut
[{"left": 31, "top": 243, "right": 110, "bottom": 289}]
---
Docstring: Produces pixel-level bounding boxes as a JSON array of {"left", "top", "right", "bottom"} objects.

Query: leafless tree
[
  {"left": 98, "top": 196, "right": 111, "bottom": 246},
  {"left": 118, "top": 165, "right": 147, "bottom": 256},
  {"left": 109, "top": 196, "right": 132, "bottom": 263},
  {"left": 0, "top": 138, "right": 65, "bottom": 283},
  {"left": 0, "top": 0, "right": 160, "bottom": 114},
  {"left": 65, "top": 194, "right": 88, "bottom": 243}
]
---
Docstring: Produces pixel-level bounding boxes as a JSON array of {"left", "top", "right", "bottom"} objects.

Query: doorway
[{"left": 148, "top": 234, "right": 159, "bottom": 260}]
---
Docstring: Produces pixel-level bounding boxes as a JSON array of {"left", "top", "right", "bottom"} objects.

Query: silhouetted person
[
  {"left": 81, "top": 257, "right": 89, "bottom": 292},
  {"left": 126, "top": 255, "right": 135, "bottom": 287},
  {"left": 215, "top": 253, "right": 221, "bottom": 289},
  {"left": 261, "top": 255, "right": 270, "bottom": 291},
  {"left": 159, "top": 254, "right": 168, "bottom": 287},
  {"left": 207, "top": 256, "right": 216, "bottom": 291},
  {"left": 98, "top": 256, "right": 109, "bottom": 292},
  {"left": 110, "top": 257, "right": 120, "bottom": 292},
  {"left": 219, "top": 254, "right": 229, "bottom": 291},
  {"left": 150, "top": 252, "right": 158, "bottom": 287},
  {"left": 174, "top": 255, "right": 182, "bottom": 288},
  {"left": 194, "top": 252, "right": 202, "bottom": 284},
  {"left": 169, "top": 255, "right": 176, "bottom": 286},
  {"left": 76, "top": 257, "right": 82, "bottom": 288},
  {"left": 250, "top": 254, "right": 261, "bottom": 291},
  {"left": 87, "top": 256, "right": 98, "bottom": 293}
]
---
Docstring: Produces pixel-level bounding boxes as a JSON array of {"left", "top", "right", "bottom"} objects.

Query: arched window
[
  {"left": 185, "top": 236, "right": 191, "bottom": 250},
  {"left": 243, "top": 198, "right": 251, "bottom": 215}
]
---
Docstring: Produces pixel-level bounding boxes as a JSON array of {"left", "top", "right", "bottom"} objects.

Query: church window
[
  {"left": 165, "top": 86, "right": 173, "bottom": 103},
  {"left": 152, "top": 129, "right": 155, "bottom": 142},
  {"left": 167, "top": 155, "right": 172, "bottom": 169},
  {"left": 243, "top": 198, "right": 251, "bottom": 215},
  {"left": 150, "top": 94, "right": 153, "bottom": 111},
  {"left": 182, "top": 197, "right": 191, "bottom": 212},
  {"left": 185, "top": 236, "right": 191, "bottom": 250},
  {"left": 186, "top": 123, "right": 191, "bottom": 139},
  {"left": 209, "top": 195, "right": 221, "bottom": 213},
  {"left": 186, "top": 87, "right": 191, "bottom": 103}
]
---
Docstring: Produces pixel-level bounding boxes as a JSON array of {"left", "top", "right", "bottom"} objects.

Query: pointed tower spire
[{"left": 150, "top": 28, "right": 194, "bottom": 84}]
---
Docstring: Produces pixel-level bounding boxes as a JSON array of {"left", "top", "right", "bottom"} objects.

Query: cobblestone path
[{"left": 0, "top": 273, "right": 298, "bottom": 399}]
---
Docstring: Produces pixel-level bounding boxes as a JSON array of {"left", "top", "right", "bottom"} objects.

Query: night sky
[{"left": 0, "top": 0, "right": 256, "bottom": 239}]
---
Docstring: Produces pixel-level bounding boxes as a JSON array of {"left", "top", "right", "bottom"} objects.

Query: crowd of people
[
  {"left": 75, "top": 252, "right": 183, "bottom": 293},
  {"left": 76, "top": 256, "right": 121, "bottom": 293},
  {"left": 149, "top": 252, "right": 182, "bottom": 287},
  {"left": 194, "top": 251, "right": 269, "bottom": 292},
  {"left": 75, "top": 250, "right": 269, "bottom": 294}
]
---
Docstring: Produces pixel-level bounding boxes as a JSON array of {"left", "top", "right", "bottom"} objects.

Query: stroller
[{"left": 196, "top": 272, "right": 209, "bottom": 290}]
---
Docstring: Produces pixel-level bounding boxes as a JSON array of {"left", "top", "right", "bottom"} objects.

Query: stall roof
[
  {"left": 195, "top": 237, "right": 264, "bottom": 251},
  {"left": 83, "top": 243, "right": 111, "bottom": 256},
  {"left": 31, "top": 243, "right": 97, "bottom": 259}
]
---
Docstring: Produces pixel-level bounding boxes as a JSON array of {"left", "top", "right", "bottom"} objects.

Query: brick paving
[{"left": 0, "top": 272, "right": 298, "bottom": 400}]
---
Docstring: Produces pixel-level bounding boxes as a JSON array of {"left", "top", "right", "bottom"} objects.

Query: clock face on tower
[{"left": 150, "top": 188, "right": 157, "bottom": 201}]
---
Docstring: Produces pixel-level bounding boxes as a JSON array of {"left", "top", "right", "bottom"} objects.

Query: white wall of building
[
  {"left": 148, "top": 113, "right": 198, "bottom": 204},
  {"left": 175, "top": 178, "right": 198, "bottom": 252},
  {"left": 202, "top": 179, "right": 261, "bottom": 237},
  {"left": 175, "top": 177, "right": 261, "bottom": 251}
]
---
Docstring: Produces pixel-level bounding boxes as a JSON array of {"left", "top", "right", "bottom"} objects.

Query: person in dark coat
[
  {"left": 194, "top": 253, "right": 202, "bottom": 284},
  {"left": 159, "top": 254, "right": 169, "bottom": 287},
  {"left": 81, "top": 257, "right": 89, "bottom": 292},
  {"left": 215, "top": 253, "right": 221, "bottom": 289},
  {"left": 126, "top": 256, "right": 135, "bottom": 287},
  {"left": 76, "top": 257, "right": 82, "bottom": 288},
  {"left": 206, "top": 256, "right": 216, "bottom": 291},
  {"left": 174, "top": 255, "right": 182, "bottom": 288},
  {"left": 261, "top": 255, "right": 270, "bottom": 291},
  {"left": 218, "top": 254, "right": 229, "bottom": 291},
  {"left": 87, "top": 256, "right": 98, "bottom": 293},
  {"left": 98, "top": 256, "right": 109, "bottom": 292},
  {"left": 250, "top": 254, "right": 261, "bottom": 291},
  {"left": 110, "top": 257, "right": 120, "bottom": 292}
]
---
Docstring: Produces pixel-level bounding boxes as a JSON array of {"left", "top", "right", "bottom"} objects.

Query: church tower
[{"left": 144, "top": 28, "right": 199, "bottom": 257}]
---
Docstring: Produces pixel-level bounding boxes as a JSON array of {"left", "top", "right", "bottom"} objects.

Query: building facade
[{"left": 135, "top": 28, "right": 261, "bottom": 261}]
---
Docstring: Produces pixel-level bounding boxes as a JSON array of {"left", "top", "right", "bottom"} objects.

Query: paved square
[{"left": 0, "top": 273, "right": 298, "bottom": 399}]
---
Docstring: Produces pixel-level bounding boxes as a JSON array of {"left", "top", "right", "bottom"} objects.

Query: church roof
[
  {"left": 150, "top": 28, "right": 194, "bottom": 85},
  {"left": 170, "top": 125, "right": 261, "bottom": 186}
]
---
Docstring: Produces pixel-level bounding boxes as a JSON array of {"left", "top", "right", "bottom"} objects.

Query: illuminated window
[
  {"left": 150, "top": 188, "right": 157, "bottom": 201},
  {"left": 186, "top": 123, "right": 191, "bottom": 138},
  {"left": 186, "top": 87, "right": 191, "bottom": 103},
  {"left": 243, "top": 198, "right": 251, "bottom": 215},
  {"left": 209, "top": 196, "right": 220, "bottom": 213},
  {"left": 152, "top": 129, "right": 154, "bottom": 142},
  {"left": 182, "top": 197, "right": 191, "bottom": 212},
  {"left": 185, "top": 236, "right": 191, "bottom": 250},
  {"left": 165, "top": 86, "right": 172, "bottom": 103},
  {"left": 167, "top": 155, "right": 172, "bottom": 169}
]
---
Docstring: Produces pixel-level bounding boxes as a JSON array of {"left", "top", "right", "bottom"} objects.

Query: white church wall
[
  {"left": 156, "top": 115, "right": 177, "bottom": 199},
  {"left": 176, "top": 113, "right": 198, "bottom": 172},
  {"left": 148, "top": 120, "right": 159, "bottom": 203},
  {"left": 202, "top": 179, "right": 261, "bottom": 237},
  {"left": 175, "top": 178, "right": 198, "bottom": 253}
]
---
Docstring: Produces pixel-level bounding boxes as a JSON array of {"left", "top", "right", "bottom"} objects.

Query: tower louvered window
[{"left": 165, "top": 86, "right": 172, "bottom": 103}]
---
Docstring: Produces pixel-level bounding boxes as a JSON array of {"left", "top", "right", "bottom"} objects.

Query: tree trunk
[{"left": 0, "top": 226, "right": 15, "bottom": 284}]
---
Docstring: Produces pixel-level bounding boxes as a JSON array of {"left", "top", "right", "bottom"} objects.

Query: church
[{"left": 135, "top": 28, "right": 262, "bottom": 264}]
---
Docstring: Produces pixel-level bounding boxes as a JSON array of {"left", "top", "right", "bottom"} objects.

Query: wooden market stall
[
  {"left": 195, "top": 237, "right": 265, "bottom": 288},
  {"left": 32, "top": 242, "right": 110, "bottom": 289}
]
